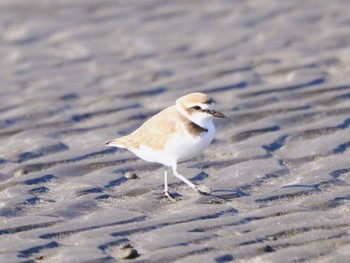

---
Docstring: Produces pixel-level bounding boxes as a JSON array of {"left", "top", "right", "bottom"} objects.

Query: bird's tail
[
  {"left": 105, "top": 139, "right": 125, "bottom": 148},
  {"left": 105, "top": 135, "right": 136, "bottom": 149}
]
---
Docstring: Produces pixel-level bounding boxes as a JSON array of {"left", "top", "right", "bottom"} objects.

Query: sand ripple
[{"left": 1, "top": 0, "right": 350, "bottom": 262}]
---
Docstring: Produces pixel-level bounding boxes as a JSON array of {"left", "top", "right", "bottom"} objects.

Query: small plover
[{"left": 106, "top": 92, "right": 225, "bottom": 200}]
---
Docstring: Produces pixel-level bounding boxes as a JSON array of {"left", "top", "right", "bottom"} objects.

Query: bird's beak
[{"left": 207, "top": 109, "right": 226, "bottom": 118}]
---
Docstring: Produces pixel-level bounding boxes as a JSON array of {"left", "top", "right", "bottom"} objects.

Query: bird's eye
[{"left": 192, "top": 106, "right": 201, "bottom": 110}]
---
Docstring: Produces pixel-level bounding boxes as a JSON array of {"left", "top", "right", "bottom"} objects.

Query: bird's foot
[
  {"left": 196, "top": 185, "right": 211, "bottom": 196},
  {"left": 165, "top": 191, "right": 177, "bottom": 201}
]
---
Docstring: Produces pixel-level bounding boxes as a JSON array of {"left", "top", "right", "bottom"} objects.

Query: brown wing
[
  {"left": 131, "top": 106, "right": 178, "bottom": 150},
  {"left": 107, "top": 106, "right": 178, "bottom": 150}
]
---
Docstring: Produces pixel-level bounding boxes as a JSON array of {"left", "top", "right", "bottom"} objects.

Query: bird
[{"left": 106, "top": 92, "right": 226, "bottom": 200}]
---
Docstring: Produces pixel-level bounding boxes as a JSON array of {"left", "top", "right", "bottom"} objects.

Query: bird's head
[{"left": 176, "top": 92, "right": 226, "bottom": 126}]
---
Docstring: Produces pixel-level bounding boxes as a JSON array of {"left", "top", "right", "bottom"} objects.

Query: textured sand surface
[{"left": 1, "top": 0, "right": 350, "bottom": 262}]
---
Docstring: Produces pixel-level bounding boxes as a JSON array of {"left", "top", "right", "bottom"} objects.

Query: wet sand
[{"left": 1, "top": 0, "right": 350, "bottom": 262}]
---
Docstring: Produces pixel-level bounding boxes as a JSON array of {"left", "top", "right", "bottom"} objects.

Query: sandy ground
[{"left": 1, "top": 0, "right": 350, "bottom": 262}]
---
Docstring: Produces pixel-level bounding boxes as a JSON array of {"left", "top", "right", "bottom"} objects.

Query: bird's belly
[{"left": 165, "top": 128, "right": 215, "bottom": 163}]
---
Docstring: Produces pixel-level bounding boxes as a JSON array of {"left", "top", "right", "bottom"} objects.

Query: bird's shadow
[
  {"left": 152, "top": 188, "right": 244, "bottom": 203},
  {"left": 202, "top": 189, "right": 247, "bottom": 200}
]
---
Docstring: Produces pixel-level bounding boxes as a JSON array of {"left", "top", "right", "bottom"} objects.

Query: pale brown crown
[{"left": 176, "top": 92, "right": 214, "bottom": 109}]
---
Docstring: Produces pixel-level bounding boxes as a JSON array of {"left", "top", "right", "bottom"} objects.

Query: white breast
[{"left": 163, "top": 120, "right": 215, "bottom": 164}]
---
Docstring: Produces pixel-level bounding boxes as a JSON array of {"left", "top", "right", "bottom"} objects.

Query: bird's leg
[
  {"left": 164, "top": 167, "right": 176, "bottom": 201},
  {"left": 172, "top": 165, "right": 206, "bottom": 194}
]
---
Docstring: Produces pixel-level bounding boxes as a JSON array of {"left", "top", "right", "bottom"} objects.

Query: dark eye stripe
[{"left": 204, "top": 98, "right": 214, "bottom": 104}]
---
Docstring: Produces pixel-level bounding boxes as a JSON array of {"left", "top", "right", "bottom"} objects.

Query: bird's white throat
[{"left": 175, "top": 102, "right": 214, "bottom": 129}]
